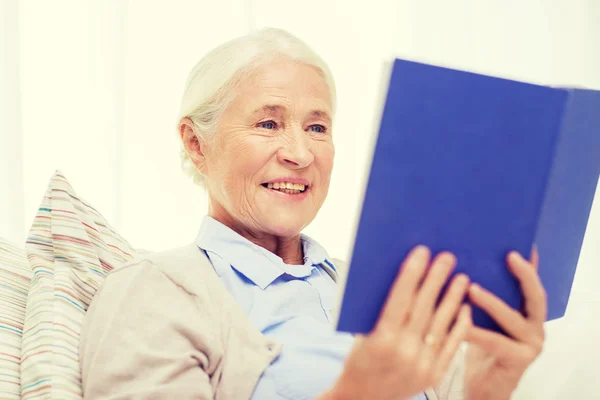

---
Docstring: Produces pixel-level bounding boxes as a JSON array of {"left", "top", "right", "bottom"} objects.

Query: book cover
[{"left": 337, "top": 59, "right": 600, "bottom": 334}]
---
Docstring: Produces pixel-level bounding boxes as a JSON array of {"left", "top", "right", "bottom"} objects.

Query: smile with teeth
[{"left": 263, "top": 182, "right": 307, "bottom": 195}]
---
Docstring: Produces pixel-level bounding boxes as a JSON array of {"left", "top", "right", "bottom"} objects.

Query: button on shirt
[{"left": 196, "top": 216, "right": 426, "bottom": 400}]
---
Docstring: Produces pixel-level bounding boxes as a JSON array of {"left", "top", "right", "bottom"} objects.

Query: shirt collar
[{"left": 195, "top": 216, "right": 331, "bottom": 289}]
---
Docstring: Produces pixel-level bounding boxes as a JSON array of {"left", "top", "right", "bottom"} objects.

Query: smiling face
[{"left": 199, "top": 58, "right": 335, "bottom": 238}]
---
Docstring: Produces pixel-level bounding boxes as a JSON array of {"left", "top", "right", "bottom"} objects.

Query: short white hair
[{"left": 177, "top": 28, "right": 337, "bottom": 187}]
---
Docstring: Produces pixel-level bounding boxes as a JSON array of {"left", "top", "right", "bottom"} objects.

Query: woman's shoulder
[
  {"left": 83, "top": 244, "right": 221, "bottom": 345},
  {"left": 105, "top": 243, "right": 215, "bottom": 297},
  {"left": 80, "top": 245, "right": 226, "bottom": 394},
  {"left": 111, "top": 243, "right": 205, "bottom": 274}
]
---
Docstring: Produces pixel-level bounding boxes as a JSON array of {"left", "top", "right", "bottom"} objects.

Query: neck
[{"left": 208, "top": 207, "right": 304, "bottom": 265}]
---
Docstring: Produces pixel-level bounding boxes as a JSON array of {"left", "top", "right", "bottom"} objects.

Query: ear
[{"left": 179, "top": 117, "right": 208, "bottom": 175}]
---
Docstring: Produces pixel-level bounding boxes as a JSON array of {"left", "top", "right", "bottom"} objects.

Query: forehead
[{"left": 232, "top": 58, "right": 333, "bottom": 114}]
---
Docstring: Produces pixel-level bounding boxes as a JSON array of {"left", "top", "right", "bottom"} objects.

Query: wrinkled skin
[{"left": 180, "top": 58, "right": 334, "bottom": 264}]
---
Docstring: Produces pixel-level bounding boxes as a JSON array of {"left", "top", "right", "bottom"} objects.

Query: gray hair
[{"left": 177, "top": 28, "right": 337, "bottom": 186}]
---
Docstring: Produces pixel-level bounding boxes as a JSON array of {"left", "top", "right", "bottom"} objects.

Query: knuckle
[
  {"left": 397, "top": 342, "right": 420, "bottom": 363},
  {"left": 375, "top": 319, "right": 396, "bottom": 336},
  {"left": 529, "top": 327, "right": 545, "bottom": 354},
  {"left": 534, "top": 284, "right": 547, "bottom": 300},
  {"left": 372, "top": 330, "right": 415, "bottom": 360},
  {"left": 375, "top": 326, "right": 398, "bottom": 345},
  {"left": 540, "top": 289, "right": 548, "bottom": 304},
  {"left": 532, "top": 337, "right": 544, "bottom": 356},
  {"left": 370, "top": 335, "right": 396, "bottom": 359}
]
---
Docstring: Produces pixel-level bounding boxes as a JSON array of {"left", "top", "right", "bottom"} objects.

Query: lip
[
  {"left": 260, "top": 183, "right": 311, "bottom": 202},
  {"left": 261, "top": 186, "right": 310, "bottom": 201},
  {"left": 262, "top": 177, "right": 311, "bottom": 186}
]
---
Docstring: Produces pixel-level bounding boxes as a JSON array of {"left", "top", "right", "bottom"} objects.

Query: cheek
[
  {"left": 214, "top": 135, "right": 277, "bottom": 191},
  {"left": 230, "top": 138, "right": 277, "bottom": 177},
  {"left": 315, "top": 143, "right": 335, "bottom": 183}
]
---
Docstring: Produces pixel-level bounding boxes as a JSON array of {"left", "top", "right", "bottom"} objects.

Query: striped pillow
[
  {"left": 0, "top": 238, "right": 31, "bottom": 400},
  {"left": 21, "top": 171, "right": 142, "bottom": 399}
]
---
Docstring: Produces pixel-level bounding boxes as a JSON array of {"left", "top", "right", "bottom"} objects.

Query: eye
[
  {"left": 258, "top": 120, "right": 277, "bottom": 130},
  {"left": 308, "top": 124, "right": 327, "bottom": 134}
]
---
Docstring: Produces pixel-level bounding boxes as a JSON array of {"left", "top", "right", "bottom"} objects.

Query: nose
[{"left": 277, "top": 128, "right": 314, "bottom": 169}]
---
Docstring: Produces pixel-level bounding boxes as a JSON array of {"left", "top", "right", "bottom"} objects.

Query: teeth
[{"left": 265, "top": 181, "right": 307, "bottom": 193}]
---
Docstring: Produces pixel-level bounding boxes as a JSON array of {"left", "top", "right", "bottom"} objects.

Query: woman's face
[{"left": 202, "top": 58, "right": 335, "bottom": 238}]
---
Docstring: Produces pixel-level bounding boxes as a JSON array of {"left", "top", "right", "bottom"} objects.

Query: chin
[{"left": 261, "top": 214, "right": 310, "bottom": 238}]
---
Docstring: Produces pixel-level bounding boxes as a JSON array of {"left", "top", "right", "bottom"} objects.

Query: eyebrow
[
  {"left": 254, "top": 105, "right": 284, "bottom": 114},
  {"left": 309, "top": 109, "right": 332, "bottom": 123},
  {"left": 252, "top": 105, "right": 332, "bottom": 123}
]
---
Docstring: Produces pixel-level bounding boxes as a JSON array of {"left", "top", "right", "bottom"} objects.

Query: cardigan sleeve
[{"left": 79, "top": 259, "right": 220, "bottom": 400}]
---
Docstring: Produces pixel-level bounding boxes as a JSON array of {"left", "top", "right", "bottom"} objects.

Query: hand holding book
[
  {"left": 323, "top": 246, "right": 472, "bottom": 400},
  {"left": 465, "top": 248, "right": 546, "bottom": 400}
]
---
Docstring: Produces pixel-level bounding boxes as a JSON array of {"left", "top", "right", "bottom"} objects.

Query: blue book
[{"left": 337, "top": 59, "right": 600, "bottom": 334}]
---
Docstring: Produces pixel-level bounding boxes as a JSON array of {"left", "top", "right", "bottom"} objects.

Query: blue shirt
[{"left": 196, "top": 216, "right": 426, "bottom": 400}]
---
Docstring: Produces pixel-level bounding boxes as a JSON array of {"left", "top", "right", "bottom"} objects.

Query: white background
[{"left": 1, "top": 0, "right": 599, "bottom": 398}]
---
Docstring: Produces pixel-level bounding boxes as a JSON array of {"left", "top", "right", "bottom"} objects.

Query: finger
[
  {"left": 507, "top": 251, "right": 547, "bottom": 323},
  {"left": 467, "top": 326, "right": 523, "bottom": 363},
  {"left": 408, "top": 252, "right": 457, "bottom": 334},
  {"left": 426, "top": 273, "right": 470, "bottom": 337},
  {"left": 530, "top": 245, "right": 539, "bottom": 271},
  {"left": 434, "top": 304, "right": 471, "bottom": 377},
  {"left": 468, "top": 283, "right": 531, "bottom": 340},
  {"left": 379, "top": 246, "right": 431, "bottom": 327}
]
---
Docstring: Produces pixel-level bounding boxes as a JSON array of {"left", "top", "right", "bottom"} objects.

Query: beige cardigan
[{"left": 80, "top": 244, "right": 465, "bottom": 400}]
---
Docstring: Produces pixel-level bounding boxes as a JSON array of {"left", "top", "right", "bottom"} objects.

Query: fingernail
[
  {"left": 508, "top": 251, "right": 522, "bottom": 262},
  {"left": 413, "top": 245, "right": 429, "bottom": 258},
  {"left": 455, "top": 274, "right": 469, "bottom": 286},
  {"left": 439, "top": 252, "right": 457, "bottom": 266}
]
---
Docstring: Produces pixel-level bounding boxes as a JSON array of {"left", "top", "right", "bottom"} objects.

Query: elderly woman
[{"left": 80, "top": 28, "right": 547, "bottom": 400}]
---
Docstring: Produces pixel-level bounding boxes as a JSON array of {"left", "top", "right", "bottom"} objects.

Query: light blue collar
[{"left": 195, "top": 216, "right": 332, "bottom": 290}]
